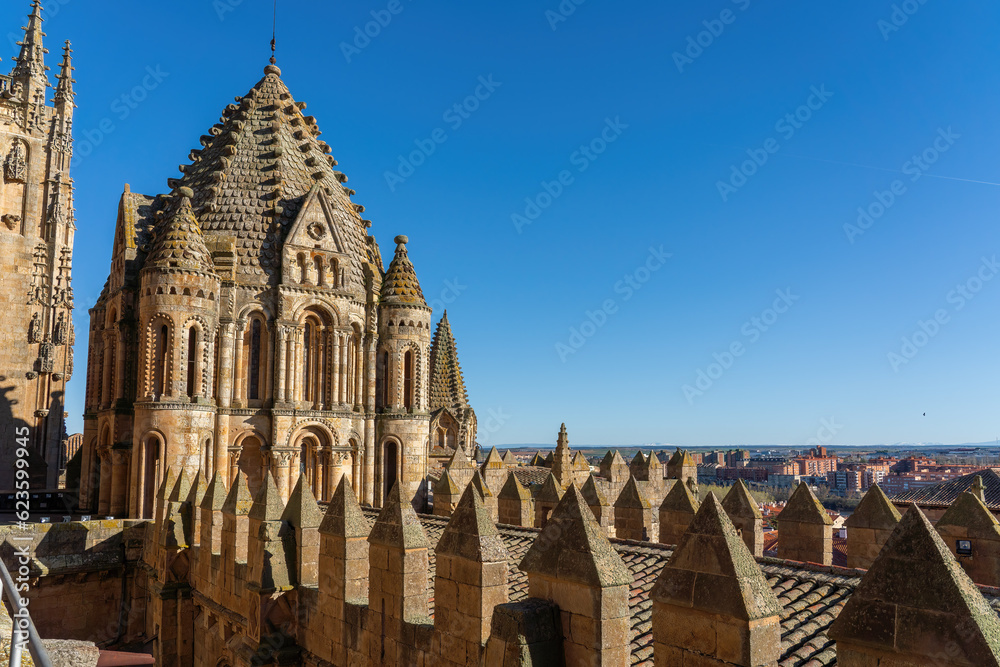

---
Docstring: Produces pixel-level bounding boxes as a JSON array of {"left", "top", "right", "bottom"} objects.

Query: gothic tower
[{"left": 0, "top": 1, "right": 75, "bottom": 490}]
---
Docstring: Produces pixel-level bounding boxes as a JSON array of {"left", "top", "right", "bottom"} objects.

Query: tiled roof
[
  {"left": 890, "top": 468, "right": 1000, "bottom": 508},
  {"left": 172, "top": 63, "right": 377, "bottom": 285},
  {"left": 512, "top": 466, "right": 550, "bottom": 487},
  {"left": 354, "top": 510, "right": 917, "bottom": 666}
]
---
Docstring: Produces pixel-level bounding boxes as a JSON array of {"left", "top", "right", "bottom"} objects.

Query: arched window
[
  {"left": 153, "top": 324, "right": 169, "bottom": 398},
  {"left": 248, "top": 319, "right": 263, "bottom": 401},
  {"left": 314, "top": 257, "right": 325, "bottom": 286},
  {"left": 331, "top": 259, "right": 339, "bottom": 288},
  {"left": 213, "top": 330, "right": 220, "bottom": 400},
  {"left": 376, "top": 350, "right": 389, "bottom": 410},
  {"left": 186, "top": 327, "right": 197, "bottom": 398},
  {"left": 403, "top": 350, "right": 415, "bottom": 410},
  {"left": 298, "top": 253, "right": 308, "bottom": 283}
]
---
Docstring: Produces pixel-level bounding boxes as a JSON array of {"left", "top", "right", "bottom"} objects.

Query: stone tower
[
  {"left": 428, "top": 311, "right": 477, "bottom": 456},
  {"left": 0, "top": 1, "right": 75, "bottom": 490},
  {"left": 82, "top": 58, "right": 439, "bottom": 517},
  {"left": 376, "top": 235, "right": 432, "bottom": 508}
]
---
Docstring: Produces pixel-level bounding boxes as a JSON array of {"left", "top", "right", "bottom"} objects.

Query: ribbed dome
[
  {"left": 173, "top": 63, "right": 378, "bottom": 285},
  {"left": 380, "top": 235, "right": 426, "bottom": 306}
]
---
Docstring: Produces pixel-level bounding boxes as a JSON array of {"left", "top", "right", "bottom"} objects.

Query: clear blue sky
[{"left": 16, "top": 0, "right": 999, "bottom": 448}]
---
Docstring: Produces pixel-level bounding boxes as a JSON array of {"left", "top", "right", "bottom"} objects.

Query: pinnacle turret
[
  {"left": 12, "top": 1, "right": 49, "bottom": 84},
  {"left": 380, "top": 235, "right": 427, "bottom": 306},
  {"left": 145, "top": 188, "right": 216, "bottom": 274},
  {"left": 53, "top": 40, "right": 73, "bottom": 106},
  {"left": 429, "top": 311, "right": 471, "bottom": 412}
]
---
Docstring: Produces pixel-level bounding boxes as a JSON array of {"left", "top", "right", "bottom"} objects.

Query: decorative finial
[
  {"left": 394, "top": 235, "right": 408, "bottom": 246},
  {"left": 177, "top": 186, "right": 194, "bottom": 201}
]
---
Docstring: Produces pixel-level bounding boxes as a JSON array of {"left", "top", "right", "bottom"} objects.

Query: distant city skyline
[{"left": 18, "top": 1, "right": 998, "bottom": 447}]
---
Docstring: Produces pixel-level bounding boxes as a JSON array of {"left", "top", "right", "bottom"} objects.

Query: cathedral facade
[
  {"left": 0, "top": 1, "right": 76, "bottom": 491},
  {"left": 81, "top": 57, "right": 474, "bottom": 517}
]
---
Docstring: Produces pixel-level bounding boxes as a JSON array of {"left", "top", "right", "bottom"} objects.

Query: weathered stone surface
[
  {"left": 248, "top": 470, "right": 285, "bottom": 522},
  {"left": 847, "top": 484, "right": 901, "bottom": 531},
  {"left": 520, "top": 485, "right": 631, "bottom": 589},
  {"left": 282, "top": 474, "right": 323, "bottom": 529},
  {"left": 369, "top": 481, "right": 430, "bottom": 549},
  {"left": 320, "top": 476, "right": 369, "bottom": 538},
  {"left": 830, "top": 505, "right": 1000, "bottom": 666}
]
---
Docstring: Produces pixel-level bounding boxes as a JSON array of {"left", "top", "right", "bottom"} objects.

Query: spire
[
  {"left": 53, "top": 40, "right": 73, "bottom": 106},
  {"left": 556, "top": 423, "right": 569, "bottom": 451},
  {"left": 380, "top": 235, "right": 427, "bottom": 306},
  {"left": 12, "top": 1, "right": 49, "bottom": 84},
  {"left": 428, "top": 312, "right": 471, "bottom": 412},
  {"left": 145, "top": 188, "right": 216, "bottom": 274}
]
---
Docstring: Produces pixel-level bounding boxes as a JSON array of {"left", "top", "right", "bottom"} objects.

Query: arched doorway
[{"left": 383, "top": 439, "right": 398, "bottom": 501}]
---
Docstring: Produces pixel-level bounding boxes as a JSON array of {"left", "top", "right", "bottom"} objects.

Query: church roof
[
  {"left": 380, "top": 235, "right": 426, "bottom": 306},
  {"left": 171, "top": 62, "right": 378, "bottom": 285},
  {"left": 429, "top": 311, "right": 470, "bottom": 412}
]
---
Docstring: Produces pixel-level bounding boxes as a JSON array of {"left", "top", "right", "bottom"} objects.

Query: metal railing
[{"left": 0, "top": 555, "right": 52, "bottom": 667}]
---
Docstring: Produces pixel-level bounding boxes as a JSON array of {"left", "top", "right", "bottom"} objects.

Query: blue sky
[{"left": 15, "top": 0, "right": 1000, "bottom": 448}]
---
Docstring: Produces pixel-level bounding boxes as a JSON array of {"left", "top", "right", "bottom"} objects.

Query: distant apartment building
[{"left": 716, "top": 466, "right": 768, "bottom": 483}]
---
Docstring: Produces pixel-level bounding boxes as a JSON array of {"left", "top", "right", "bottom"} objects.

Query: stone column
[
  {"left": 652, "top": 495, "right": 782, "bottom": 667},
  {"left": 272, "top": 450, "right": 293, "bottom": 504},
  {"left": 232, "top": 321, "right": 245, "bottom": 405},
  {"left": 520, "top": 485, "right": 632, "bottom": 666},
  {"left": 364, "top": 418, "right": 375, "bottom": 506},
  {"left": 777, "top": 482, "right": 833, "bottom": 565},
  {"left": 276, "top": 326, "right": 288, "bottom": 402},
  {"left": 354, "top": 336, "right": 363, "bottom": 412},
  {"left": 332, "top": 332, "right": 341, "bottom": 406},
  {"left": 364, "top": 334, "right": 376, "bottom": 413}
]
